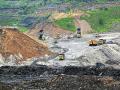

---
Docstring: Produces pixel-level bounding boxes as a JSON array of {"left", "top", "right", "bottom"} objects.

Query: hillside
[
  {"left": 80, "top": 6, "right": 120, "bottom": 32},
  {"left": 0, "top": 0, "right": 120, "bottom": 33}
]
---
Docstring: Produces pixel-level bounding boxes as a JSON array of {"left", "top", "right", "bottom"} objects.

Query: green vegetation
[
  {"left": 0, "top": 0, "right": 120, "bottom": 33},
  {"left": 54, "top": 18, "right": 76, "bottom": 31},
  {"left": 0, "top": 15, "right": 28, "bottom": 32},
  {"left": 0, "top": 0, "right": 53, "bottom": 32},
  {"left": 0, "top": 17, "right": 19, "bottom": 26},
  {"left": 81, "top": 6, "right": 120, "bottom": 32},
  {"left": 18, "top": 26, "right": 28, "bottom": 32},
  {"left": 96, "top": 0, "right": 108, "bottom": 3}
]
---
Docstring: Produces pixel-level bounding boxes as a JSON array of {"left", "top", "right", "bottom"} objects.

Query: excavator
[
  {"left": 76, "top": 28, "right": 81, "bottom": 38},
  {"left": 39, "top": 29, "right": 44, "bottom": 40}
]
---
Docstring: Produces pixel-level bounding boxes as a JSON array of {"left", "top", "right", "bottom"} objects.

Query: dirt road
[{"left": 74, "top": 16, "right": 92, "bottom": 35}]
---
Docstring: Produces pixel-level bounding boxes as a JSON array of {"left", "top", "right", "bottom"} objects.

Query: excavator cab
[{"left": 58, "top": 53, "right": 65, "bottom": 60}]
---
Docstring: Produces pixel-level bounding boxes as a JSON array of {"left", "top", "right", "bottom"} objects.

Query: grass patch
[
  {"left": 18, "top": 26, "right": 28, "bottom": 32},
  {"left": 0, "top": 16, "right": 28, "bottom": 32},
  {"left": 0, "top": 17, "right": 19, "bottom": 26},
  {"left": 54, "top": 18, "right": 76, "bottom": 32},
  {"left": 81, "top": 6, "right": 120, "bottom": 33}
]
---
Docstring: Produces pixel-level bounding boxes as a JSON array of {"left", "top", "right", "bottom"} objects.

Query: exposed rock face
[{"left": 0, "top": 28, "right": 52, "bottom": 65}]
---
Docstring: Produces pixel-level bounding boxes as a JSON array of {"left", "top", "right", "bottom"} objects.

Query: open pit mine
[{"left": 0, "top": 27, "right": 120, "bottom": 90}]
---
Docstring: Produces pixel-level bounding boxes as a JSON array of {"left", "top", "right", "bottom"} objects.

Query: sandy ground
[
  {"left": 1, "top": 28, "right": 120, "bottom": 69},
  {"left": 36, "top": 32, "right": 120, "bottom": 69}
]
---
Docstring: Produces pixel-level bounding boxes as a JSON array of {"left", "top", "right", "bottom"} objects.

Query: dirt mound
[{"left": 0, "top": 28, "right": 52, "bottom": 60}]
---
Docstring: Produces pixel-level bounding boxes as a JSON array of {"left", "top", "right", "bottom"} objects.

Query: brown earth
[
  {"left": 52, "top": 11, "right": 93, "bottom": 35},
  {"left": 27, "top": 23, "right": 73, "bottom": 38},
  {"left": 74, "top": 15, "right": 92, "bottom": 35},
  {"left": 28, "top": 11, "right": 92, "bottom": 40},
  {"left": 0, "top": 28, "right": 52, "bottom": 59}
]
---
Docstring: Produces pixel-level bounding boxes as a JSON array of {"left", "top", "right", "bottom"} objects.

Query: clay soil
[{"left": 0, "top": 28, "right": 52, "bottom": 59}]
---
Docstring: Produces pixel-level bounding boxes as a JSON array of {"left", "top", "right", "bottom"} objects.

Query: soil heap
[{"left": 0, "top": 28, "right": 52, "bottom": 64}]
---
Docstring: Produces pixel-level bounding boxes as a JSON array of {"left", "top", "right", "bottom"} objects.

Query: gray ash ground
[{"left": 1, "top": 65, "right": 120, "bottom": 90}]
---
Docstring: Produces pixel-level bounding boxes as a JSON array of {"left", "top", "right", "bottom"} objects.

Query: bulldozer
[{"left": 89, "top": 39, "right": 106, "bottom": 46}]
